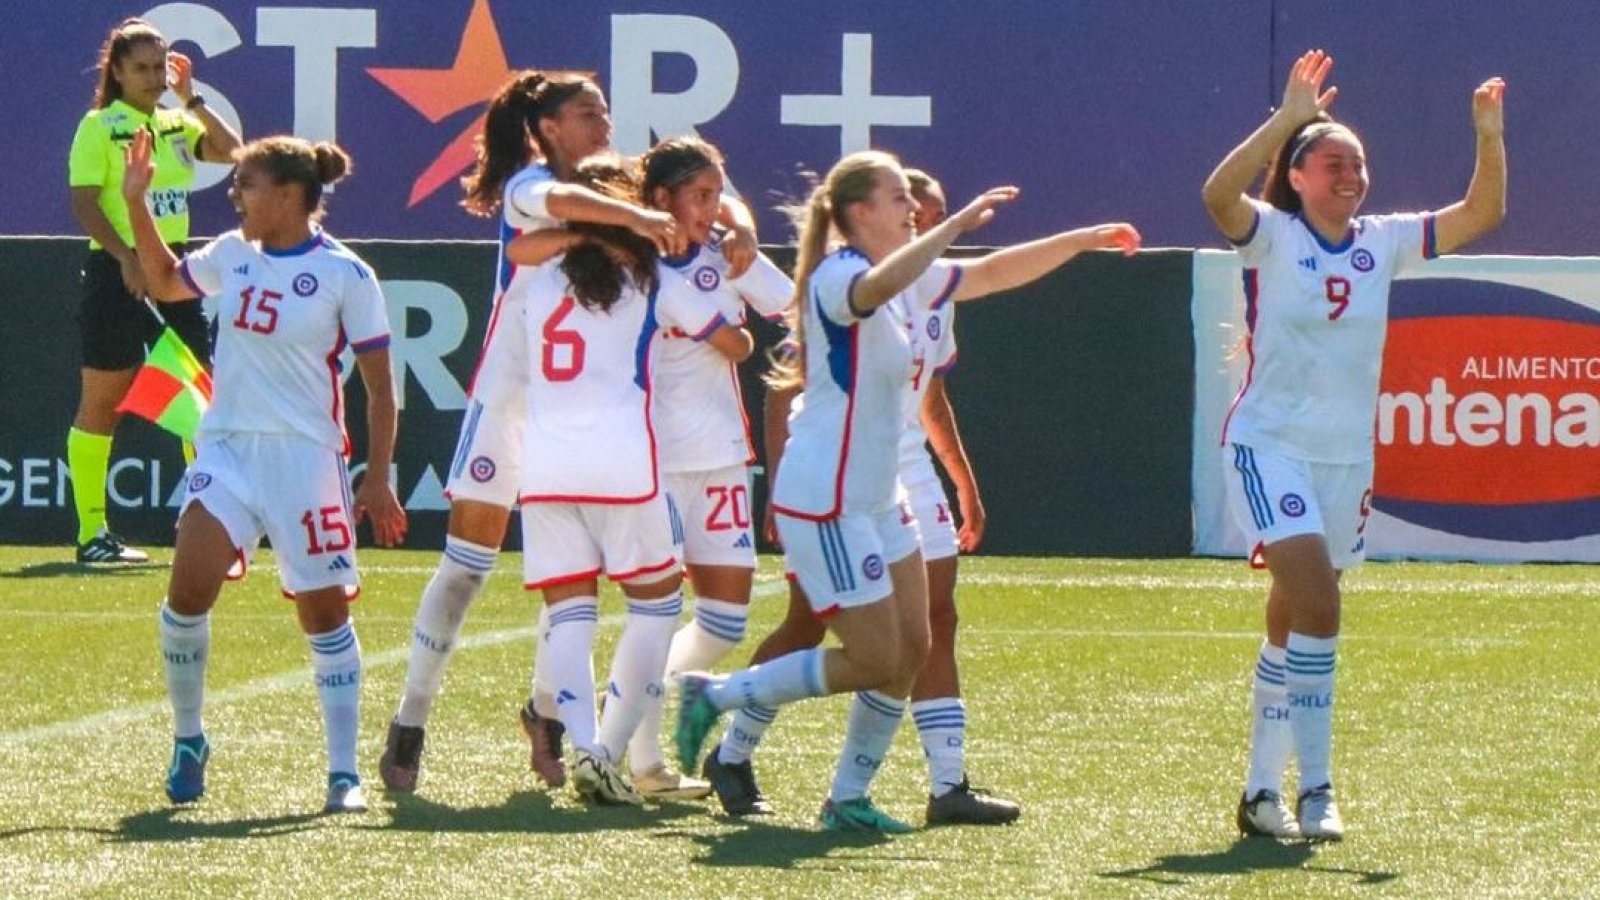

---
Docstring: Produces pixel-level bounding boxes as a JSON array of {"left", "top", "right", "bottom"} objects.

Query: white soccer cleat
[
  {"left": 1296, "top": 784, "right": 1345, "bottom": 842},
  {"left": 572, "top": 751, "right": 643, "bottom": 806},
  {"left": 631, "top": 763, "right": 712, "bottom": 801},
  {"left": 1236, "top": 789, "right": 1301, "bottom": 839}
]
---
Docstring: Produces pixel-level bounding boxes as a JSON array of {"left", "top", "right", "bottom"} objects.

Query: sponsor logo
[
  {"left": 187, "top": 472, "right": 212, "bottom": 493},
  {"left": 469, "top": 456, "right": 496, "bottom": 483},
  {"left": 1279, "top": 493, "right": 1306, "bottom": 518},
  {"left": 1376, "top": 278, "right": 1600, "bottom": 542},
  {"left": 232, "top": 264, "right": 250, "bottom": 276},
  {"left": 293, "top": 273, "right": 319, "bottom": 297},
  {"left": 733, "top": 532, "right": 752, "bottom": 549},
  {"left": 1351, "top": 248, "right": 1375, "bottom": 272},
  {"left": 693, "top": 266, "right": 721, "bottom": 291},
  {"left": 327, "top": 555, "right": 353, "bottom": 571},
  {"left": 1298, "top": 256, "right": 1317, "bottom": 272},
  {"left": 862, "top": 553, "right": 884, "bottom": 580}
]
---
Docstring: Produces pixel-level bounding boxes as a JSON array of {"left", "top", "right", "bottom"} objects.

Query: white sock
[
  {"left": 597, "top": 593, "right": 681, "bottom": 764},
  {"left": 541, "top": 597, "right": 600, "bottom": 756},
  {"left": 1245, "top": 641, "right": 1293, "bottom": 796},
  {"left": 828, "top": 690, "right": 906, "bottom": 802},
  {"left": 706, "top": 647, "right": 829, "bottom": 711},
  {"left": 1285, "top": 632, "right": 1338, "bottom": 793},
  {"left": 308, "top": 620, "right": 362, "bottom": 776},
  {"left": 911, "top": 697, "right": 966, "bottom": 797},
  {"left": 716, "top": 704, "right": 779, "bottom": 765},
  {"left": 531, "top": 603, "right": 559, "bottom": 718},
  {"left": 629, "top": 596, "right": 747, "bottom": 772},
  {"left": 159, "top": 602, "right": 209, "bottom": 738},
  {"left": 667, "top": 598, "right": 748, "bottom": 674},
  {"left": 396, "top": 537, "right": 495, "bottom": 727}
]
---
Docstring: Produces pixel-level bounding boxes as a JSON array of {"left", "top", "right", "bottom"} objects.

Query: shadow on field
[
  {"left": 0, "top": 561, "right": 166, "bottom": 579},
  {"left": 677, "top": 818, "right": 898, "bottom": 869},
  {"left": 1097, "top": 839, "right": 1400, "bottom": 886},
  {"left": 371, "top": 789, "right": 704, "bottom": 834},
  {"left": 108, "top": 808, "right": 322, "bottom": 842}
]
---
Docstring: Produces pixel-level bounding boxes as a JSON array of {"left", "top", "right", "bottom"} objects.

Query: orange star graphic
[{"left": 366, "top": 0, "right": 591, "bottom": 207}]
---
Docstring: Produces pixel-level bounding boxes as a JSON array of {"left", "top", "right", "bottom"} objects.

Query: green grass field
[{"left": 2, "top": 547, "right": 1598, "bottom": 898}]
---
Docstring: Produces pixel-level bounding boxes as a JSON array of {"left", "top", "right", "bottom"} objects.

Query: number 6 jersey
[
  {"left": 178, "top": 230, "right": 392, "bottom": 452},
  {"left": 1221, "top": 199, "right": 1435, "bottom": 463}
]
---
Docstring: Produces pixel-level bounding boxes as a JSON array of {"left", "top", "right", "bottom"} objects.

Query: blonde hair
[{"left": 765, "top": 151, "right": 902, "bottom": 390}]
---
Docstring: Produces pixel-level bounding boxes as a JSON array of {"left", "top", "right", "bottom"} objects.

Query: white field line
[{"left": 0, "top": 582, "right": 783, "bottom": 746}]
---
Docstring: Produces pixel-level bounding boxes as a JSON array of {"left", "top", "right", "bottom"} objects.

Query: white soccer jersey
[
  {"left": 517, "top": 257, "right": 728, "bottom": 502},
  {"left": 178, "top": 230, "right": 391, "bottom": 452},
  {"left": 771, "top": 251, "right": 961, "bottom": 519},
  {"left": 656, "top": 235, "right": 793, "bottom": 473},
  {"left": 466, "top": 163, "right": 559, "bottom": 407},
  {"left": 1221, "top": 199, "right": 1435, "bottom": 463},
  {"left": 889, "top": 273, "right": 961, "bottom": 469}
]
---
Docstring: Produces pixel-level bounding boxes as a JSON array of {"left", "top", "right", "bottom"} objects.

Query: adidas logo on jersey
[
  {"left": 233, "top": 264, "right": 250, "bottom": 276},
  {"left": 326, "top": 555, "right": 352, "bottom": 571},
  {"left": 733, "top": 533, "right": 752, "bottom": 549},
  {"left": 1298, "top": 256, "right": 1317, "bottom": 272}
]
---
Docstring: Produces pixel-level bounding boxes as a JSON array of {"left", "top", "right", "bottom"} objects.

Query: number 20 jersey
[
  {"left": 1221, "top": 199, "right": 1435, "bottom": 463},
  {"left": 179, "top": 230, "right": 392, "bottom": 452}
]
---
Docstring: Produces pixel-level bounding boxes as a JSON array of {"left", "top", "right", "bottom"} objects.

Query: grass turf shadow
[{"left": 1097, "top": 838, "right": 1400, "bottom": 887}]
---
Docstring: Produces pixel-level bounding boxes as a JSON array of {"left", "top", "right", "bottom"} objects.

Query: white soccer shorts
[
  {"left": 520, "top": 494, "right": 680, "bottom": 590},
  {"left": 1222, "top": 443, "right": 1374, "bottom": 570},
  {"left": 897, "top": 453, "right": 959, "bottom": 562},
  {"left": 775, "top": 505, "right": 919, "bottom": 616},
  {"left": 665, "top": 465, "right": 758, "bottom": 569}
]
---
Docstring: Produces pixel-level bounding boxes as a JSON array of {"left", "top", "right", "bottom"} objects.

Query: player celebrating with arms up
[
  {"left": 124, "top": 130, "right": 407, "bottom": 813},
  {"left": 1203, "top": 50, "right": 1505, "bottom": 841}
]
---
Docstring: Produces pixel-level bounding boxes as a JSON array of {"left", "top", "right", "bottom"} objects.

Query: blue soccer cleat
[{"left": 165, "top": 733, "right": 210, "bottom": 804}]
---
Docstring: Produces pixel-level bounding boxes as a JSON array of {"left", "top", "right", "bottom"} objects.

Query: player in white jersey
[
  {"left": 1203, "top": 50, "right": 1506, "bottom": 842},
  {"left": 676, "top": 150, "right": 1139, "bottom": 832},
  {"left": 584, "top": 137, "right": 793, "bottom": 798},
  {"left": 511, "top": 157, "right": 751, "bottom": 803},
  {"left": 124, "top": 132, "right": 407, "bottom": 814}
]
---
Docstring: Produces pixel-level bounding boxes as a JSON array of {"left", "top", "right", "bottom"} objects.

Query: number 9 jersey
[
  {"left": 1221, "top": 199, "right": 1436, "bottom": 463},
  {"left": 179, "top": 230, "right": 392, "bottom": 452}
]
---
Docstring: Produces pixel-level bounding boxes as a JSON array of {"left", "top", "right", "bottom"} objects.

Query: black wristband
[{"left": 185, "top": 94, "right": 206, "bottom": 110}]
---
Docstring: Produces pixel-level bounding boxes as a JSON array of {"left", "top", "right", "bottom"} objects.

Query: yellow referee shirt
[{"left": 68, "top": 99, "right": 208, "bottom": 249}]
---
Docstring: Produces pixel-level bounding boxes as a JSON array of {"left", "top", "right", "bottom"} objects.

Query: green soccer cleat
[
  {"left": 673, "top": 673, "right": 722, "bottom": 773},
  {"left": 819, "top": 796, "right": 916, "bottom": 834}
]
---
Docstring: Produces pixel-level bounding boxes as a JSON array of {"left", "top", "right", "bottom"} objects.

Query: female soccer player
[
  {"left": 1202, "top": 50, "right": 1505, "bottom": 841},
  {"left": 610, "top": 137, "right": 794, "bottom": 798},
  {"left": 704, "top": 166, "right": 1019, "bottom": 825},
  {"left": 124, "top": 130, "right": 407, "bottom": 813},
  {"left": 676, "top": 150, "right": 1139, "bottom": 832},
  {"left": 67, "top": 17, "right": 241, "bottom": 563},
  {"left": 379, "top": 71, "right": 757, "bottom": 793},
  {"left": 513, "top": 158, "right": 750, "bottom": 803}
]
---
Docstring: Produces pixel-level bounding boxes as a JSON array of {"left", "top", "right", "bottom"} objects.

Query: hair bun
[{"left": 312, "top": 142, "right": 352, "bottom": 185}]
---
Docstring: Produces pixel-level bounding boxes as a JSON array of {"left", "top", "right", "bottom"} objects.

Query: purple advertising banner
[{"left": 6, "top": 1, "right": 1583, "bottom": 252}]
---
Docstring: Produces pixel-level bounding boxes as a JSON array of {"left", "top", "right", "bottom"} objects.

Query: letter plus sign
[{"left": 781, "top": 33, "right": 931, "bottom": 155}]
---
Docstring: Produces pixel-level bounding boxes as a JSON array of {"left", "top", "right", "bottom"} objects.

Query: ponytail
[
  {"left": 92, "top": 18, "right": 165, "bottom": 108},
  {"left": 462, "top": 70, "right": 599, "bottom": 216}
]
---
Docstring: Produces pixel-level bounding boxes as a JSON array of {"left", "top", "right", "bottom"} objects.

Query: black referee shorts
[{"left": 78, "top": 248, "right": 212, "bottom": 371}]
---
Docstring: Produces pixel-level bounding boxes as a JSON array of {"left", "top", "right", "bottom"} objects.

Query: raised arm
[
  {"left": 352, "top": 347, "right": 408, "bottom": 547},
  {"left": 169, "top": 52, "right": 242, "bottom": 163},
  {"left": 1431, "top": 78, "right": 1507, "bottom": 255},
  {"left": 951, "top": 222, "right": 1140, "bottom": 302},
  {"left": 120, "top": 129, "right": 197, "bottom": 301},
  {"left": 851, "top": 186, "right": 1018, "bottom": 314},
  {"left": 1202, "top": 49, "right": 1338, "bottom": 242},
  {"left": 716, "top": 193, "right": 759, "bottom": 278}
]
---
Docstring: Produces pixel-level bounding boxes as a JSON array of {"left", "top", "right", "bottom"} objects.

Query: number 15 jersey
[{"left": 1221, "top": 199, "right": 1435, "bottom": 463}]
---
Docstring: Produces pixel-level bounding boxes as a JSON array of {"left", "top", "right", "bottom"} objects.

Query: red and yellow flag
[{"left": 115, "top": 328, "right": 212, "bottom": 441}]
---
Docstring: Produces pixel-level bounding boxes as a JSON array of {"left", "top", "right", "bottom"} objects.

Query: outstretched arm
[
  {"left": 1202, "top": 48, "right": 1338, "bottom": 242},
  {"left": 546, "top": 183, "right": 685, "bottom": 255},
  {"left": 1431, "top": 78, "right": 1507, "bottom": 255},
  {"left": 952, "top": 223, "right": 1140, "bottom": 302},
  {"left": 851, "top": 186, "right": 1019, "bottom": 314}
]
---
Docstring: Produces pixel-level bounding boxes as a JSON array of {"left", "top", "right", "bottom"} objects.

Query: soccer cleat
[
  {"left": 165, "top": 733, "right": 210, "bottom": 804},
  {"left": 518, "top": 700, "right": 567, "bottom": 788},
  {"left": 1296, "top": 784, "right": 1345, "bottom": 842},
  {"left": 323, "top": 772, "right": 368, "bottom": 814},
  {"left": 1236, "top": 789, "right": 1302, "bottom": 839},
  {"left": 702, "top": 747, "right": 774, "bottom": 817},
  {"left": 925, "top": 778, "right": 1021, "bottom": 826},
  {"left": 673, "top": 673, "right": 722, "bottom": 773},
  {"left": 819, "top": 796, "right": 916, "bottom": 835},
  {"left": 77, "top": 531, "right": 150, "bottom": 564},
  {"left": 572, "top": 751, "right": 643, "bottom": 806},
  {"left": 378, "top": 719, "right": 425, "bottom": 792},
  {"left": 632, "top": 763, "right": 713, "bottom": 801}
]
